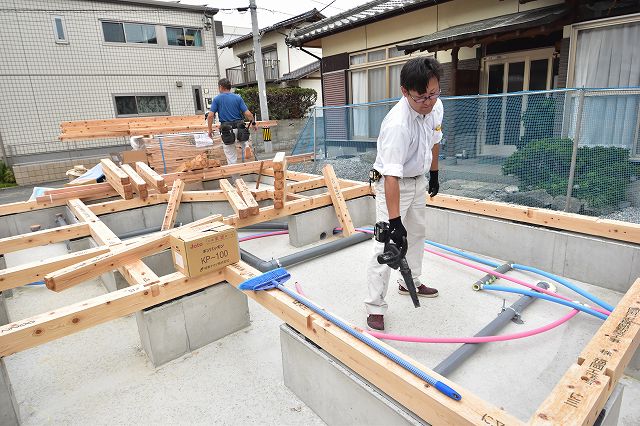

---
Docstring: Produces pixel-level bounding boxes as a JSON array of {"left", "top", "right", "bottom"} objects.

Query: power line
[{"left": 310, "top": 0, "right": 345, "bottom": 12}]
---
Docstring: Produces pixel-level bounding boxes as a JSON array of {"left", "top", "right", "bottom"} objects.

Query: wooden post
[
  {"left": 272, "top": 152, "right": 287, "bottom": 209},
  {"left": 161, "top": 179, "right": 185, "bottom": 230},
  {"left": 322, "top": 164, "right": 356, "bottom": 236}
]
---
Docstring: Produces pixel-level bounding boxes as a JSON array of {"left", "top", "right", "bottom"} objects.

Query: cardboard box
[
  {"left": 170, "top": 223, "right": 239, "bottom": 277},
  {"left": 120, "top": 150, "right": 148, "bottom": 165}
]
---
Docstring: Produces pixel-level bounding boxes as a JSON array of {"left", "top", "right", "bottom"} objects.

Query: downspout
[{"left": 299, "top": 47, "right": 324, "bottom": 106}]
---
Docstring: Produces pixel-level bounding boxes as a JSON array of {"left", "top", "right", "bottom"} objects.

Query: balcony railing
[{"left": 226, "top": 60, "right": 280, "bottom": 87}]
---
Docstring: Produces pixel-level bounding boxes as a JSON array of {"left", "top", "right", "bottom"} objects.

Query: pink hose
[
  {"left": 238, "top": 231, "right": 289, "bottom": 242},
  {"left": 295, "top": 281, "right": 580, "bottom": 343}
]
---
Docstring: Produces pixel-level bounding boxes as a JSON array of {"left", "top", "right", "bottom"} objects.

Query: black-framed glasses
[{"left": 408, "top": 90, "right": 441, "bottom": 104}]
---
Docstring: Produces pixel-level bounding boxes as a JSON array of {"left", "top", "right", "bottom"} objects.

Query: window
[
  {"left": 52, "top": 16, "right": 68, "bottom": 43},
  {"left": 102, "top": 21, "right": 157, "bottom": 44},
  {"left": 192, "top": 86, "right": 204, "bottom": 114},
  {"left": 367, "top": 50, "right": 385, "bottom": 62},
  {"left": 114, "top": 94, "right": 169, "bottom": 117},
  {"left": 167, "top": 27, "right": 202, "bottom": 47}
]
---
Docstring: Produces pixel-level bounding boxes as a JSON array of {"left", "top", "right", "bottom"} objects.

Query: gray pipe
[
  {"left": 472, "top": 263, "right": 512, "bottom": 291},
  {"left": 241, "top": 231, "right": 371, "bottom": 272},
  {"left": 433, "top": 282, "right": 549, "bottom": 377},
  {"left": 242, "top": 222, "right": 288, "bottom": 231}
]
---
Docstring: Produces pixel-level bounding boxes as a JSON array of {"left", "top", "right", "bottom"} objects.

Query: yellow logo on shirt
[{"left": 435, "top": 124, "right": 442, "bottom": 131}]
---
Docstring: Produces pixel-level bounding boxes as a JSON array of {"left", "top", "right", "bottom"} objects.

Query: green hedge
[
  {"left": 503, "top": 138, "right": 632, "bottom": 208},
  {"left": 234, "top": 87, "right": 317, "bottom": 120}
]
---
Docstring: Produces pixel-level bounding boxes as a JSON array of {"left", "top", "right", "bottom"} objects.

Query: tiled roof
[
  {"left": 279, "top": 60, "right": 321, "bottom": 81},
  {"left": 397, "top": 4, "right": 567, "bottom": 53},
  {"left": 219, "top": 9, "right": 325, "bottom": 49},
  {"left": 287, "top": 0, "right": 438, "bottom": 46}
]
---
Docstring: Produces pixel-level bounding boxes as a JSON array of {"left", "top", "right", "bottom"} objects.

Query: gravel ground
[{"left": 600, "top": 206, "right": 640, "bottom": 224}]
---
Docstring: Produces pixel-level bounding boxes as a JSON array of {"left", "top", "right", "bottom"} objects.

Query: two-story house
[
  {"left": 287, "top": 0, "right": 640, "bottom": 157},
  {"left": 0, "top": 0, "right": 220, "bottom": 184},
  {"left": 218, "top": 9, "right": 325, "bottom": 107}
]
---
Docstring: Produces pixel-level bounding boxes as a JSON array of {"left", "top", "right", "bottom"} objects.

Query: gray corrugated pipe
[{"left": 241, "top": 231, "right": 371, "bottom": 272}]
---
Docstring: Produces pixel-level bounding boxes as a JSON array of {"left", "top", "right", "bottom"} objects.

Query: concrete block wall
[{"left": 12, "top": 157, "right": 102, "bottom": 185}]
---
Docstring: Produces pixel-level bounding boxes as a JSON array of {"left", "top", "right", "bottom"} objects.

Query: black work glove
[
  {"left": 428, "top": 170, "right": 439, "bottom": 197},
  {"left": 388, "top": 216, "right": 407, "bottom": 251}
]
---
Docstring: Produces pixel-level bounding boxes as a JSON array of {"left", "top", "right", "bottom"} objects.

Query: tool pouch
[
  {"left": 236, "top": 121, "right": 250, "bottom": 142},
  {"left": 220, "top": 123, "right": 236, "bottom": 145}
]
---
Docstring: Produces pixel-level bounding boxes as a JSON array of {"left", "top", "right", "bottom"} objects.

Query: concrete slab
[
  {"left": 0, "top": 359, "right": 19, "bottom": 426},
  {"left": 281, "top": 324, "right": 424, "bottom": 425}
]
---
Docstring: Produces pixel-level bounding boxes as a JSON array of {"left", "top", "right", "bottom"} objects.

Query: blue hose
[
  {"left": 481, "top": 285, "right": 608, "bottom": 320},
  {"left": 424, "top": 240, "right": 614, "bottom": 312},
  {"left": 511, "top": 264, "right": 614, "bottom": 313},
  {"left": 277, "top": 284, "right": 461, "bottom": 400},
  {"left": 239, "top": 268, "right": 462, "bottom": 401}
]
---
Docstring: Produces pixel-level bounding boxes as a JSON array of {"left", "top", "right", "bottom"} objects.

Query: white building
[
  {"left": 0, "top": 0, "right": 220, "bottom": 184},
  {"left": 218, "top": 9, "right": 324, "bottom": 107}
]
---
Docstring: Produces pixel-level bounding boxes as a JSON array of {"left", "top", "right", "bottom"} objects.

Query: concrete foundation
[
  {"left": 425, "top": 207, "right": 640, "bottom": 293},
  {"left": 280, "top": 324, "right": 424, "bottom": 425},
  {"left": 0, "top": 359, "right": 19, "bottom": 426},
  {"left": 136, "top": 283, "right": 250, "bottom": 367},
  {"left": 595, "top": 384, "right": 624, "bottom": 426},
  {"left": 288, "top": 196, "right": 375, "bottom": 247}
]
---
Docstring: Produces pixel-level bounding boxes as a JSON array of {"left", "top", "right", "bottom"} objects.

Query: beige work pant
[{"left": 365, "top": 175, "right": 427, "bottom": 315}]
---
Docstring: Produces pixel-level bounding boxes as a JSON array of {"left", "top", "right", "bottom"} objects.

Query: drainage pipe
[
  {"left": 241, "top": 222, "right": 288, "bottom": 231},
  {"left": 240, "top": 231, "right": 371, "bottom": 272},
  {"left": 472, "top": 263, "right": 512, "bottom": 291},
  {"left": 433, "top": 282, "right": 548, "bottom": 376}
]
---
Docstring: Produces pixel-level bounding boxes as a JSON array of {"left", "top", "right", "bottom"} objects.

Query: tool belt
[{"left": 220, "top": 120, "right": 250, "bottom": 145}]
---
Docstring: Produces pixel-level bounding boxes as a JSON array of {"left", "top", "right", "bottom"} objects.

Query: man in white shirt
[{"left": 366, "top": 57, "right": 443, "bottom": 331}]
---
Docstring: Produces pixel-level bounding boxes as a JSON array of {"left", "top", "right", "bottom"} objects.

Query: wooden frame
[{"left": 0, "top": 152, "right": 638, "bottom": 425}]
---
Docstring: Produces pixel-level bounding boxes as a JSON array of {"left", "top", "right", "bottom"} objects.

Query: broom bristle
[{"left": 238, "top": 268, "right": 291, "bottom": 291}]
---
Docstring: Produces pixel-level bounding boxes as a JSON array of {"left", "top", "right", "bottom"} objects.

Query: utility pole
[{"left": 249, "top": 0, "right": 272, "bottom": 152}]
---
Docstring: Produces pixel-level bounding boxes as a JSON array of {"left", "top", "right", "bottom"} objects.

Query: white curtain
[
  {"left": 389, "top": 64, "right": 402, "bottom": 99},
  {"left": 351, "top": 70, "right": 368, "bottom": 138},
  {"left": 368, "top": 67, "right": 387, "bottom": 137},
  {"left": 573, "top": 21, "right": 640, "bottom": 148}
]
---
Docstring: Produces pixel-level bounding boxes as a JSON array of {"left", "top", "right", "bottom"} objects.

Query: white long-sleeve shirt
[{"left": 373, "top": 96, "right": 443, "bottom": 178}]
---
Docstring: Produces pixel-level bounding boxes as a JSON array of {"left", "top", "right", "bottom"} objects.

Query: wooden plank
[
  {"left": 88, "top": 193, "right": 169, "bottom": 216},
  {"left": 0, "top": 246, "right": 110, "bottom": 291},
  {"left": 135, "top": 161, "right": 168, "bottom": 193},
  {"left": 426, "top": 194, "right": 640, "bottom": 245},
  {"left": 161, "top": 179, "right": 185, "bottom": 231},
  {"left": 235, "top": 179, "right": 259, "bottom": 215},
  {"left": 272, "top": 152, "right": 286, "bottom": 171},
  {"left": 255, "top": 161, "right": 264, "bottom": 189},
  {"left": 223, "top": 263, "right": 523, "bottom": 426},
  {"left": 531, "top": 278, "right": 640, "bottom": 426},
  {"left": 36, "top": 183, "right": 119, "bottom": 204},
  {"left": 0, "top": 223, "right": 91, "bottom": 255},
  {"left": 322, "top": 164, "right": 356, "bottom": 236},
  {"left": 120, "top": 164, "right": 148, "bottom": 200},
  {"left": 45, "top": 234, "right": 171, "bottom": 292},
  {"left": 219, "top": 179, "right": 249, "bottom": 219}
]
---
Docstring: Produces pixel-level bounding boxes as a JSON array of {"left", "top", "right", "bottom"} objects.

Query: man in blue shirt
[{"left": 207, "top": 78, "right": 257, "bottom": 164}]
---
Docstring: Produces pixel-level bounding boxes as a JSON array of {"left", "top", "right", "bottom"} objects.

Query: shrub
[
  {"left": 518, "top": 97, "right": 556, "bottom": 149},
  {"left": 234, "top": 87, "right": 317, "bottom": 120},
  {"left": 0, "top": 161, "right": 16, "bottom": 184},
  {"left": 503, "top": 138, "right": 632, "bottom": 208}
]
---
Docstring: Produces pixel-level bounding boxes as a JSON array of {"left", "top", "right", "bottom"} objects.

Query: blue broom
[{"left": 239, "top": 268, "right": 462, "bottom": 401}]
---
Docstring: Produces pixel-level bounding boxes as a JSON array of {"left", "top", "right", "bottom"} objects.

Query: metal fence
[{"left": 292, "top": 88, "right": 640, "bottom": 222}]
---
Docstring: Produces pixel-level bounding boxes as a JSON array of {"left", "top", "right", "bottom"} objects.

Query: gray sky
[{"left": 167, "top": 0, "right": 369, "bottom": 29}]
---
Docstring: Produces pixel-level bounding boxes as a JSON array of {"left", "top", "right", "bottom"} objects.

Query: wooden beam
[
  {"left": 225, "top": 184, "right": 371, "bottom": 229},
  {"left": 426, "top": 194, "right": 640, "bottom": 245},
  {"left": 322, "top": 164, "right": 356, "bottom": 236},
  {"left": 44, "top": 234, "right": 171, "bottom": 292},
  {"left": 161, "top": 179, "right": 185, "bottom": 231},
  {"left": 0, "top": 270, "right": 225, "bottom": 357},
  {"left": 0, "top": 246, "right": 110, "bottom": 291},
  {"left": 135, "top": 161, "right": 168, "bottom": 193},
  {"left": 88, "top": 193, "right": 169, "bottom": 216},
  {"left": 531, "top": 278, "right": 640, "bottom": 426},
  {"left": 223, "top": 263, "right": 523, "bottom": 426},
  {"left": 0, "top": 223, "right": 91, "bottom": 255},
  {"left": 120, "top": 164, "right": 148, "bottom": 200},
  {"left": 255, "top": 161, "right": 264, "bottom": 189},
  {"left": 234, "top": 179, "right": 259, "bottom": 216},
  {"left": 219, "top": 179, "right": 249, "bottom": 219},
  {"left": 101, "top": 159, "right": 133, "bottom": 200}
]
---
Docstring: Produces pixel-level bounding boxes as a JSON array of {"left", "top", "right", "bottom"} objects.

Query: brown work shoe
[
  {"left": 398, "top": 284, "right": 439, "bottom": 298},
  {"left": 366, "top": 314, "right": 385, "bottom": 331}
]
